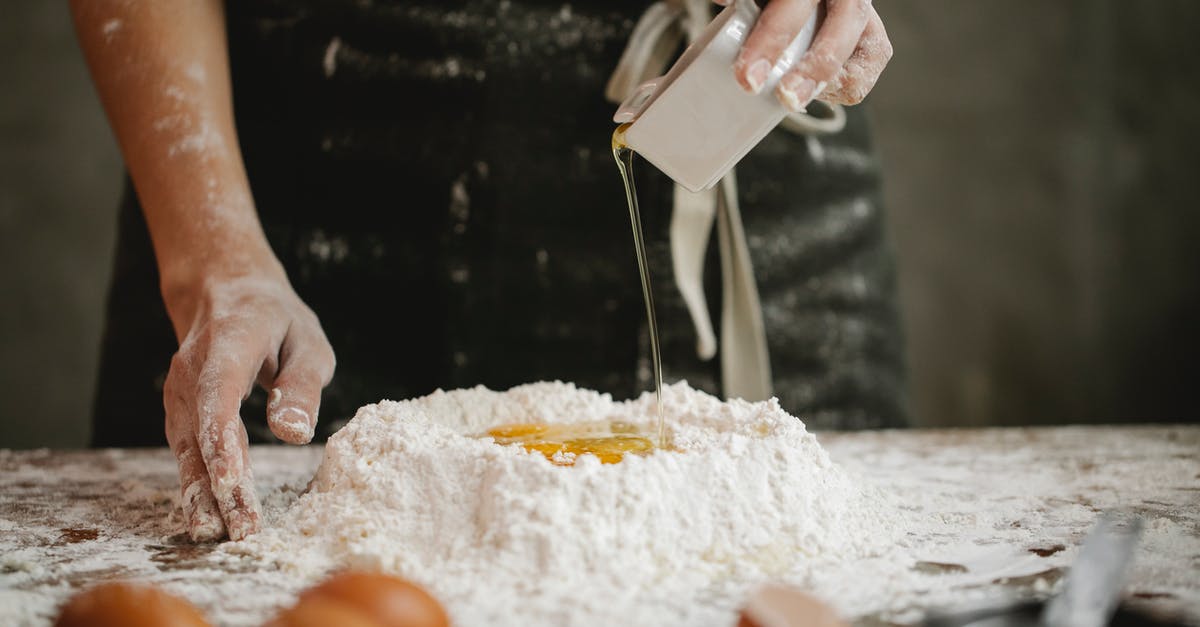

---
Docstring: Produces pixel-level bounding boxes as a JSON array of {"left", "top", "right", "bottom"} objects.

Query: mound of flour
[{"left": 231, "top": 381, "right": 899, "bottom": 625}]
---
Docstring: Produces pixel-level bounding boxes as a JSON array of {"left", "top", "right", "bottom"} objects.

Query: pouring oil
[
  {"left": 480, "top": 125, "right": 666, "bottom": 464},
  {"left": 613, "top": 123, "right": 665, "bottom": 448}
]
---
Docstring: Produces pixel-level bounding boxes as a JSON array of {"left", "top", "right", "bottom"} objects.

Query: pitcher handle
[{"left": 614, "top": 78, "right": 662, "bottom": 124}]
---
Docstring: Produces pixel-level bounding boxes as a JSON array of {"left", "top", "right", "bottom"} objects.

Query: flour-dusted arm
[{"left": 71, "top": 0, "right": 335, "bottom": 541}]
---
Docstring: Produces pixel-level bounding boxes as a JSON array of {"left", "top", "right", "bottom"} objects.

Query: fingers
[
  {"left": 776, "top": 0, "right": 874, "bottom": 112},
  {"left": 820, "top": 8, "right": 891, "bottom": 105},
  {"left": 161, "top": 277, "right": 331, "bottom": 543},
  {"left": 164, "top": 352, "right": 226, "bottom": 542},
  {"left": 195, "top": 335, "right": 265, "bottom": 541},
  {"left": 734, "top": 0, "right": 821, "bottom": 94},
  {"left": 266, "top": 324, "right": 335, "bottom": 445}
]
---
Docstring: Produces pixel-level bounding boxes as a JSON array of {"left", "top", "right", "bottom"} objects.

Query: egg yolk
[{"left": 485, "top": 421, "right": 655, "bottom": 465}]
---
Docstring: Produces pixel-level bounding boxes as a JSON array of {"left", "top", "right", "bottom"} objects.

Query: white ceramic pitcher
[{"left": 613, "top": 0, "right": 821, "bottom": 192}]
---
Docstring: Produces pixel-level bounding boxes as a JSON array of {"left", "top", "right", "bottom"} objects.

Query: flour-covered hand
[
  {"left": 724, "top": 0, "right": 892, "bottom": 111},
  {"left": 162, "top": 272, "right": 335, "bottom": 542},
  {"left": 69, "top": 0, "right": 336, "bottom": 542}
]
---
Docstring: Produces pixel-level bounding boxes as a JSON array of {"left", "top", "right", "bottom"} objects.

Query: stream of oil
[
  {"left": 612, "top": 123, "right": 665, "bottom": 447},
  {"left": 476, "top": 125, "right": 664, "bottom": 464}
]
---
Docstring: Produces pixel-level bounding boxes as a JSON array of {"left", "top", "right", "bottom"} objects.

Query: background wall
[
  {"left": 1, "top": 1, "right": 122, "bottom": 448},
  {"left": 1, "top": 1, "right": 1197, "bottom": 447},
  {"left": 872, "top": 1, "right": 1200, "bottom": 427}
]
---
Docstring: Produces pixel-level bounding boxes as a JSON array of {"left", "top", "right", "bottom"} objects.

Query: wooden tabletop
[{"left": 1, "top": 425, "right": 1197, "bottom": 626}]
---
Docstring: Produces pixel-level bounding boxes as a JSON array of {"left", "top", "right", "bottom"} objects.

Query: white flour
[
  {"left": 229, "top": 381, "right": 901, "bottom": 625},
  {"left": 3, "top": 396, "right": 1197, "bottom": 626}
]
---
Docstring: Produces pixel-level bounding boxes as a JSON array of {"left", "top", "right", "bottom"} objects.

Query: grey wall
[
  {"left": 1, "top": 1, "right": 122, "bottom": 448},
  {"left": 872, "top": 1, "right": 1200, "bottom": 427},
  {"left": 1, "top": 1, "right": 1197, "bottom": 447}
]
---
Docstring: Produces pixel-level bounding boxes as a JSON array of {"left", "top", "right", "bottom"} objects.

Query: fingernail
[
  {"left": 743, "top": 58, "right": 771, "bottom": 95},
  {"left": 225, "top": 511, "right": 255, "bottom": 541},
  {"left": 189, "top": 516, "right": 225, "bottom": 542},
  {"left": 271, "top": 406, "right": 315, "bottom": 443},
  {"left": 225, "top": 509, "right": 258, "bottom": 541},
  {"left": 777, "top": 76, "right": 826, "bottom": 113},
  {"left": 224, "top": 484, "right": 261, "bottom": 541},
  {"left": 182, "top": 480, "right": 225, "bottom": 542}
]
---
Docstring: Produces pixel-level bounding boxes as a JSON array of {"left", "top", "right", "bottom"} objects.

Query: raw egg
[
  {"left": 264, "top": 596, "right": 381, "bottom": 627},
  {"left": 486, "top": 421, "right": 655, "bottom": 465},
  {"left": 292, "top": 571, "right": 448, "bottom": 627},
  {"left": 55, "top": 582, "right": 210, "bottom": 627}
]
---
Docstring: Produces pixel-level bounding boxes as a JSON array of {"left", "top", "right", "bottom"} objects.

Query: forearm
[
  {"left": 70, "top": 0, "right": 282, "bottom": 331},
  {"left": 73, "top": 2, "right": 336, "bottom": 543}
]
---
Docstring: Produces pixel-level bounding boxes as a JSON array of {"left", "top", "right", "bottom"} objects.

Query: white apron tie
[{"left": 605, "top": 0, "right": 846, "bottom": 401}]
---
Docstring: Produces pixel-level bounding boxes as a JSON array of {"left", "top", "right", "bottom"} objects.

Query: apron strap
[
  {"left": 714, "top": 170, "right": 774, "bottom": 400},
  {"left": 670, "top": 176, "right": 719, "bottom": 360},
  {"left": 604, "top": 2, "right": 686, "bottom": 104},
  {"left": 607, "top": 0, "right": 847, "bottom": 401}
]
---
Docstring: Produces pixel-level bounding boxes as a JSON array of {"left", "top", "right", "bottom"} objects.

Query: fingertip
[
  {"left": 197, "top": 416, "right": 262, "bottom": 541},
  {"left": 742, "top": 58, "right": 771, "bottom": 95},
  {"left": 224, "top": 482, "right": 262, "bottom": 541},
  {"left": 189, "top": 514, "right": 226, "bottom": 543},
  {"left": 270, "top": 405, "right": 316, "bottom": 444},
  {"left": 268, "top": 329, "right": 332, "bottom": 444},
  {"left": 776, "top": 74, "right": 824, "bottom": 113},
  {"left": 172, "top": 432, "right": 227, "bottom": 542},
  {"left": 182, "top": 479, "right": 226, "bottom": 542},
  {"left": 267, "top": 385, "right": 318, "bottom": 444},
  {"left": 739, "top": 0, "right": 822, "bottom": 85}
]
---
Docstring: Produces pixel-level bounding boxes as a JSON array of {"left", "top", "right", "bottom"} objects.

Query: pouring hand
[
  {"left": 163, "top": 271, "right": 336, "bottom": 541},
  {"left": 725, "top": 0, "right": 893, "bottom": 111}
]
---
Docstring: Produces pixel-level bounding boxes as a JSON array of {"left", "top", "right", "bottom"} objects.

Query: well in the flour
[{"left": 484, "top": 420, "right": 656, "bottom": 465}]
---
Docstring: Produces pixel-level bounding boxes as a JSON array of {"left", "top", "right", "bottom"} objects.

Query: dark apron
[{"left": 91, "top": 0, "right": 905, "bottom": 447}]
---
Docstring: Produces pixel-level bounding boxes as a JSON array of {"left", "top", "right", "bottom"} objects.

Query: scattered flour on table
[
  {"left": 227, "top": 381, "right": 902, "bottom": 626},
  {"left": 5, "top": 392, "right": 1198, "bottom": 626}
]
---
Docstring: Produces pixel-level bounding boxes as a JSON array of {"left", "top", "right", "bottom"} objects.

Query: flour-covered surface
[
  {"left": 0, "top": 386, "right": 1196, "bottom": 627},
  {"left": 227, "top": 382, "right": 896, "bottom": 626}
]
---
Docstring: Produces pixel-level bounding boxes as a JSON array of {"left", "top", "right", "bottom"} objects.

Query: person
[{"left": 71, "top": 0, "right": 898, "bottom": 543}]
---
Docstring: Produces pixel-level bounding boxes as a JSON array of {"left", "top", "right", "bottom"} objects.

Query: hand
[
  {"left": 70, "top": 0, "right": 333, "bottom": 542},
  {"left": 162, "top": 268, "right": 335, "bottom": 541},
  {"left": 725, "top": 0, "right": 893, "bottom": 111}
]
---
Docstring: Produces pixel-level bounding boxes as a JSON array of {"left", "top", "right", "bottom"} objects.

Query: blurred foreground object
[
  {"left": 925, "top": 513, "right": 1176, "bottom": 627},
  {"left": 268, "top": 571, "right": 449, "bottom": 627},
  {"left": 55, "top": 581, "right": 210, "bottom": 627},
  {"left": 738, "top": 584, "right": 847, "bottom": 627}
]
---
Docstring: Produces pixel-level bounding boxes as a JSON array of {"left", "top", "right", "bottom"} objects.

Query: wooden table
[{"left": 2, "top": 426, "right": 1197, "bottom": 626}]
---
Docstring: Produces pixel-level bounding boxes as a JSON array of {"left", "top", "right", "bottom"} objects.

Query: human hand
[
  {"left": 724, "top": 0, "right": 893, "bottom": 111},
  {"left": 162, "top": 268, "right": 335, "bottom": 541},
  {"left": 70, "top": 0, "right": 334, "bottom": 542}
]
